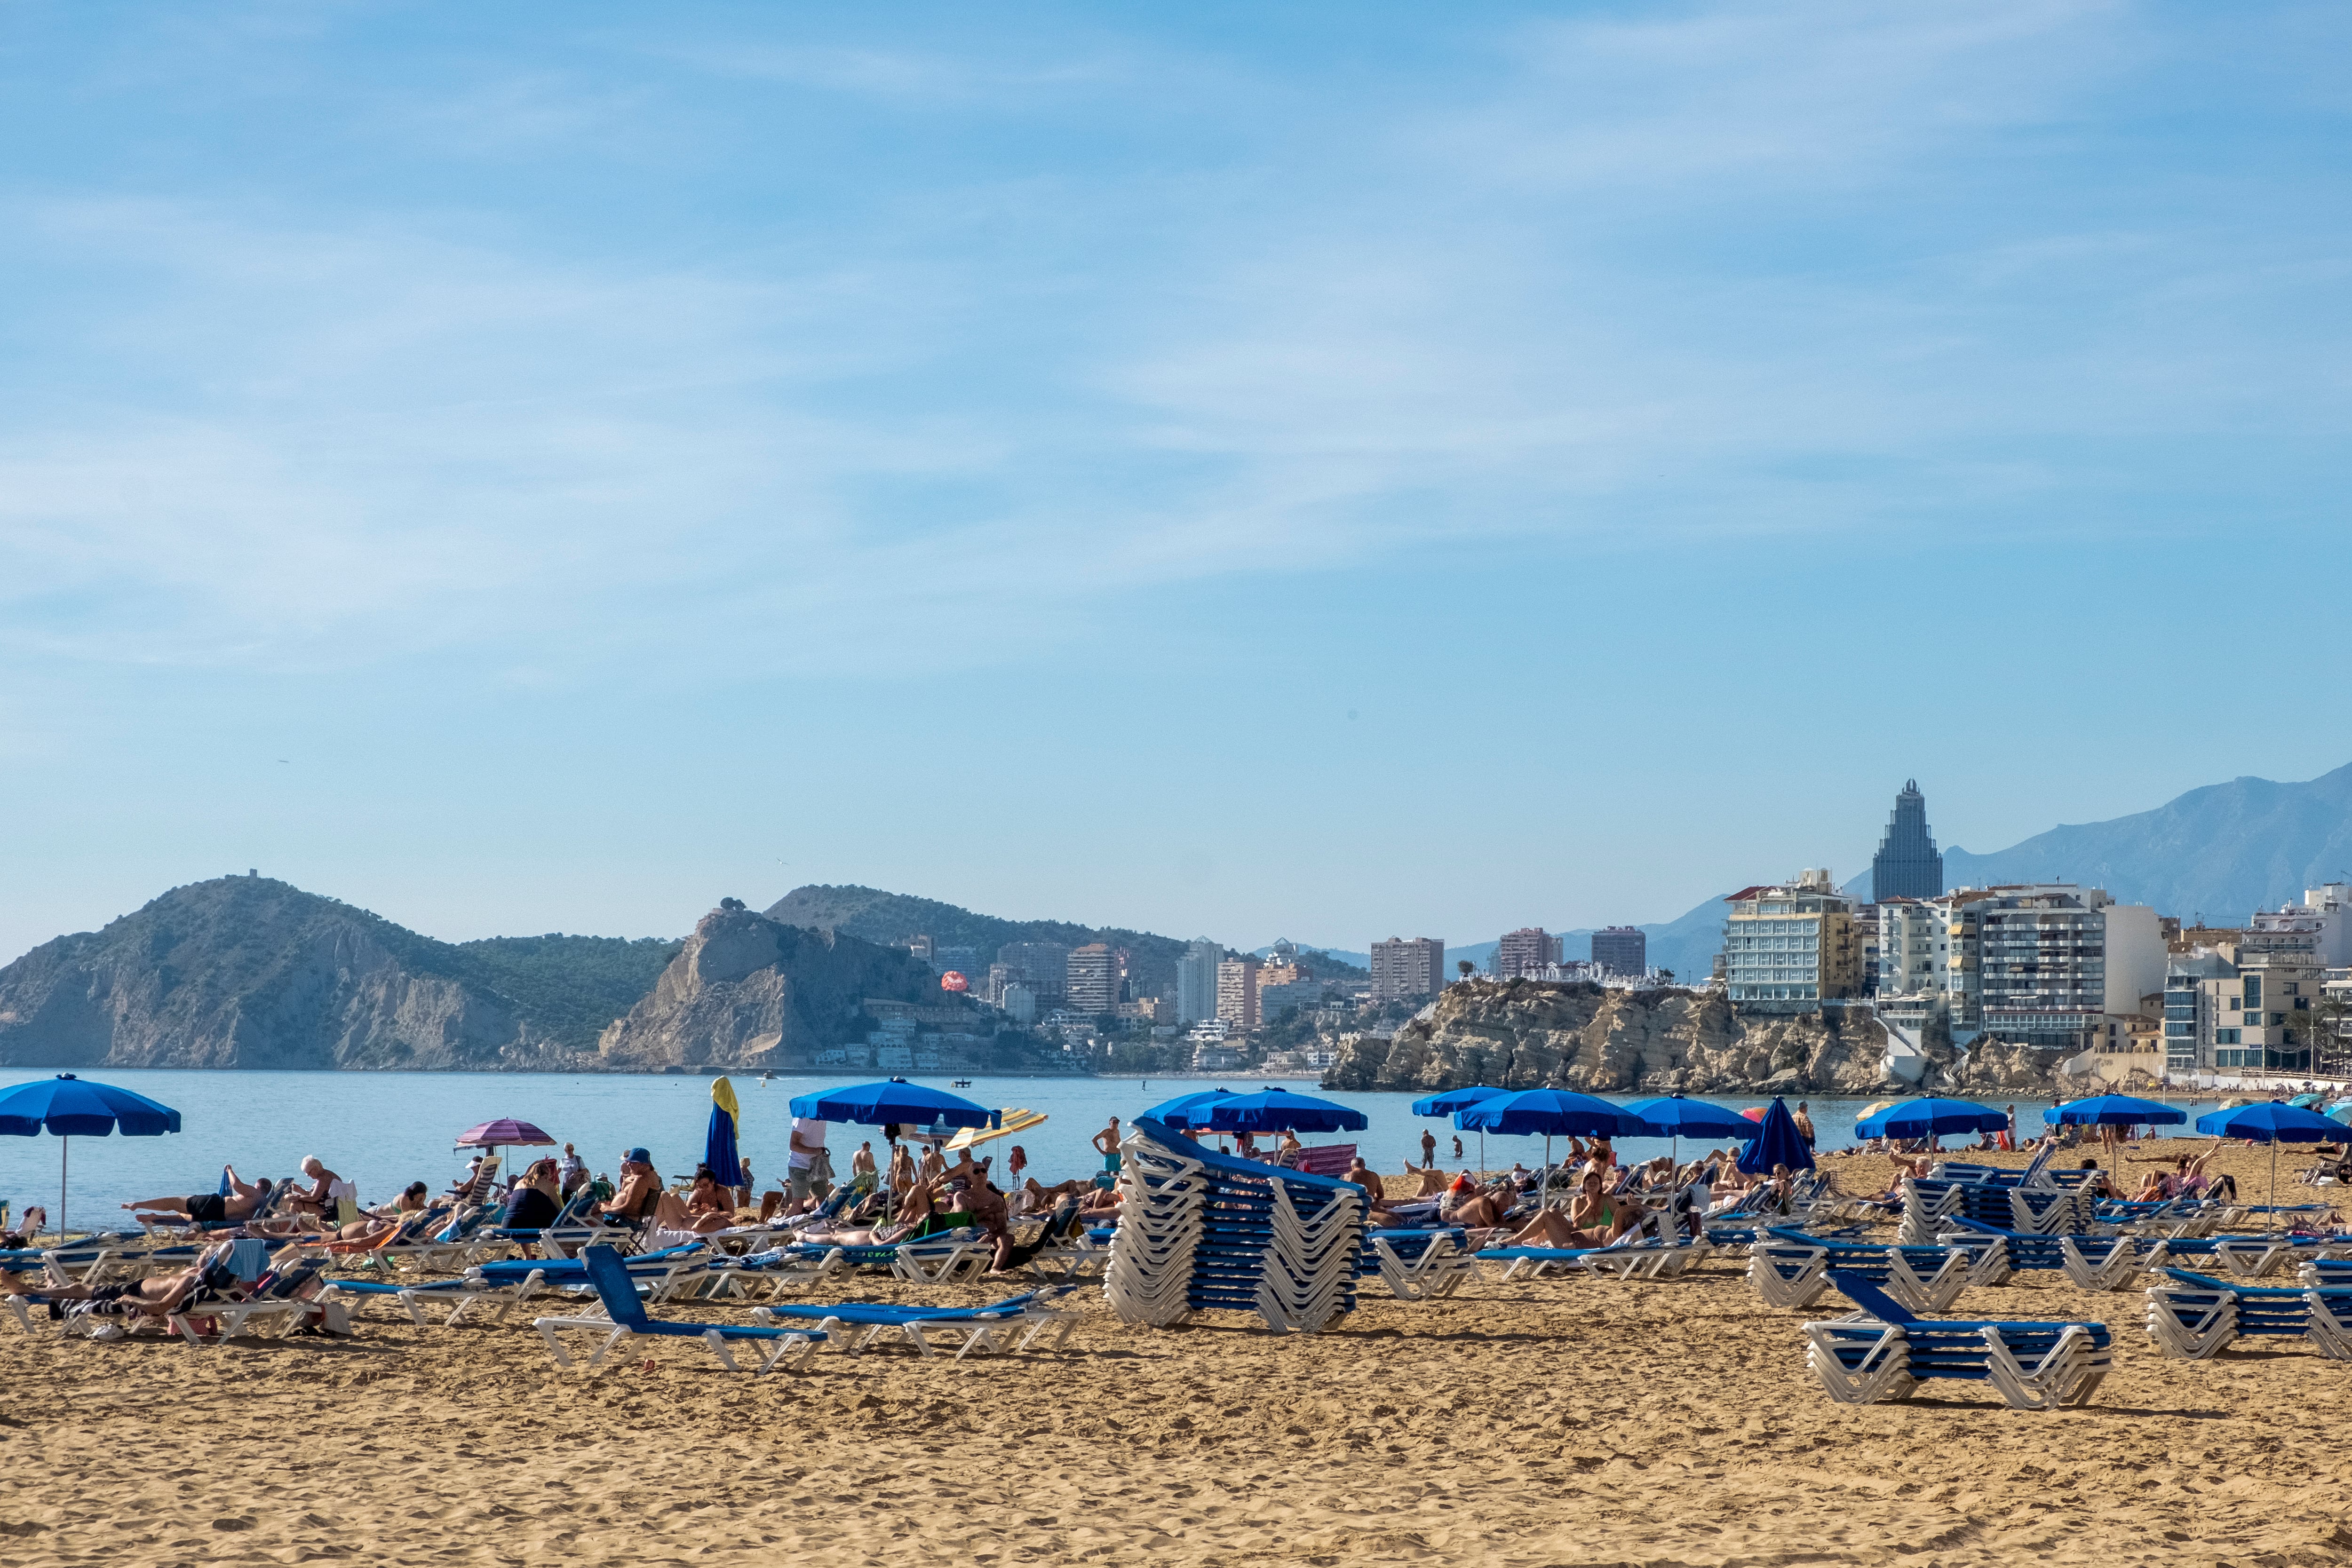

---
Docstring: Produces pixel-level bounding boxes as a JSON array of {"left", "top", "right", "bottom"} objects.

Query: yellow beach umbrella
[
  {"left": 945, "top": 1109, "right": 1047, "bottom": 1151},
  {"left": 1858, "top": 1100, "right": 1899, "bottom": 1120}
]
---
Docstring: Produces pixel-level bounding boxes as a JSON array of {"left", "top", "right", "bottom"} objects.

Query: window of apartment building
[
  {"left": 2243, "top": 976, "right": 2263, "bottom": 1010},
  {"left": 2216, "top": 1028, "right": 2241, "bottom": 1045}
]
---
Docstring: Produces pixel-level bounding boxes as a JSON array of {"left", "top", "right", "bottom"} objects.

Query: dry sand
[{"left": 4, "top": 1136, "right": 2348, "bottom": 1568}]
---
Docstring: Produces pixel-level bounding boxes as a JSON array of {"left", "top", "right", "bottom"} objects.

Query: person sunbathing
[
  {"left": 1021, "top": 1176, "right": 1093, "bottom": 1209},
  {"left": 1343, "top": 1156, "right": 1385, "bottom": 1200},
  {"left": 284, "top": 1156, "right": 347, "bottom": 1222},
  {"left": 594, "top": 1150, "right": 662, "bottom": 1227},
  {"left": 501, "top": 1160, "right": 565, "bottom": 1231},
  {"left": 1498, "top": 1174, "right": 1641, "bottom": 1249},
  {"left": 1078, "top": 1183, "right": 1122, "bottom": 1221},
  {"left": 647, "top": 1167, "right": 741, "bottom": 1235},
  {"left": 0, "top": 1207, "right": 47, "bottom": 1248},
  {"left": 1439, "top": 1175, "right": 1516, "bottom": 1229},
  {"left": 32, "top": 1241, "right": 242, "bottom": 1321},
  {"left": 123, "top": 1168, "right": 274, "bottom": 1226}
]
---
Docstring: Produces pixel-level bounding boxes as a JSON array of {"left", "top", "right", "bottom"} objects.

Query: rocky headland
[
  {"left": 597, "top": 904, "right": 959, "bottom": 1070},
  {"left": 1320, "top": 977, "right": 2090, "bottom": 1097}
]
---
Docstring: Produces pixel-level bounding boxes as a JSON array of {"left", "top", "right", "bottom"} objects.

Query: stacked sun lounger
[
  {"left": 1901, "top": 1175, "right": 2098, "bottom": 1245},
  {"left": 1103, "top": 1117, "right": 1365, "bottom": 1333},
  {"left": 1804, "top": 1272, "right": 2112, "bottom": 1410},
  {"left": 1357, "top": 1227, "right": 1480, "bottom": 1299},
  {"left": 1749, "top": 1227, "right": 1971, "bottom": 1312},
  {"left": 2144, "top": 1267, "right": 2352, "bottom": 1362}
]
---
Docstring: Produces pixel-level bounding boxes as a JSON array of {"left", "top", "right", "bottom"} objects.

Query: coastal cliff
[
  {"left": 596, "top": 905, "right": 955, "bottom": 1070},
  {"left": 1323, "top": 978, "right": 1907, "bottom": 1096}
]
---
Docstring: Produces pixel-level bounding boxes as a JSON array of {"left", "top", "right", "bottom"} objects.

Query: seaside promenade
[{"left": 2, "top": 1138, "right": 2345, "bottom": 1566}]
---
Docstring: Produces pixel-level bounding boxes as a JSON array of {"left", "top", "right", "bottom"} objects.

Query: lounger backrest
[
  {"left": 1828, "top": 1270, "right": 1921, "bottom": 1325},
  {"left": 581, "top": 1245, "right": 653, "bottom": 1328}
]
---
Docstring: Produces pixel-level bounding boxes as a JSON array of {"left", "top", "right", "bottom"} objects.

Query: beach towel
[{"left": 228, "top": 1237, "right": 272, "bottom": 1282}]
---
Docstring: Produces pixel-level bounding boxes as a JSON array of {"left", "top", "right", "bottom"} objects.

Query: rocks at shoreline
[{"left": 1320, "top": 977, "right": 2072, "bottom": 1096}]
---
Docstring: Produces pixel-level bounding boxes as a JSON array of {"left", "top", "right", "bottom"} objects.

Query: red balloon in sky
[{"left": 940, "top": 970, "right": 969, "bottom": 993}]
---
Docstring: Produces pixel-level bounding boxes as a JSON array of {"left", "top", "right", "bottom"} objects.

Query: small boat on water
[
  {"left": 950, "top": 1078, "right": 973, "bottom": 1088},
  {"left": 760, "top": 1071, "right": 774, "bottom": 1085}
]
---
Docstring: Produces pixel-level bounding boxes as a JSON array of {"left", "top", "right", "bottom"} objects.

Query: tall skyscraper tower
[{"left": 1871, "top": 780, "right": 1945, "bottom": 901}]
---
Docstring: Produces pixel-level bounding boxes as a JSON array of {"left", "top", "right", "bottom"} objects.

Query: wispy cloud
[{"left": 1, "top": 0, "right": 2344, "bottom": 688}]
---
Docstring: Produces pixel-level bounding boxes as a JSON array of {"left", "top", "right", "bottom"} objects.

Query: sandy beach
[{"left": 5, "top": 1136, "right": 2348, "bottom": 1568}]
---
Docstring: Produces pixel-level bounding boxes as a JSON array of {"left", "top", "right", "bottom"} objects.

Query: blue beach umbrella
[
  {"left": 1856, "top": 1096, "right": 2009, "bottom": 1142},
  {"left": 1203, "top": 1088, "right": 1369, "bottom": 1135},
  {"left": 1456, "top": 1089, "right": 1648, "bottom": 1203},
  {"left": 2286, "top": 1092, "right": 2325, "bottom": 1109},
  {"left": 1141, "top": 1088, "right": 1235, "bottom": 1129},
  {"left": 1735, "top": 1096, "right": 1815, "bottom": 1175},
  {"left": 1409, "top": 1085, "right": 1507, "bottom": 1116},
  {"left": 704, "top": 1077, "right": 746, "bottom": 1189},
  {"left": 788, "top": 1078, "right": 999, "bottom": 1133},
  {"left": 2041, "top": 1094, "right": 2188, "bottom": 1129},
  {"left": 1412, "top": 1086, "right": 1506, "bottom": 1173},
  {"left": 2193, "top": 1100, "right": 2347, "bottom": 1227},
  {"left": 0, "top": 1073, "right": 182, "bottom": 1239},
  {"left": 1624, "top": 1094, "right": 1761, "bottom": 1170}
]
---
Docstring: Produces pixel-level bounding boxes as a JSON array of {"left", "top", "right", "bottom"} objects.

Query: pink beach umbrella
[{"left": 454, "top": 1119, "right": 555, "bottom": 1190}]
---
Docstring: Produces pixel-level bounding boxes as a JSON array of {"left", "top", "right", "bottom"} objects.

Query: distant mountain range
[
  {"left": 1843, "top": 763, "right": 2352, "bottom": 920},
  {"left": 1462, "top": 764, "right": 2352, "bottom": 984}
]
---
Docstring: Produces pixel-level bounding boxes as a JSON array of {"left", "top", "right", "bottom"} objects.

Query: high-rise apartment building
[
  {"left": 1175, "top": 938, "right": 1223, "bottom": 1025},
  {"left": 1721, "top": 870, "right": 1860, "bottom": 1011},
  {"left": 996, "top": 942, "right": 1069, "bottom": 1003},
  {"left": 1494, "top": 927, "right": 1565, "bottom": 980},
  {"left": 1880, "top": 884, "right": 2163, "bottom": 1053},
  {"left": 1870, "top": 780, "right": 1945, "bottom": 902},
  {"left": 1065, "top": 943, "right": 1119, "bottom": 1015},
  {"left": 1370, "top": 937, "right": 1445, "bottom": 1004},
  {"left": 1976, "top": 885, "right": 2163, "bottom": 1052},
  {"left": 1216, "top": 956, "right": 1262, "bottom": 1032},
  {"left": 1589, "top": 927, "right": 1646, "bottom": 976}
]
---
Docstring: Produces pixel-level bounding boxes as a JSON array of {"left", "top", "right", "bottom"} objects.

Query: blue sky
[{"left": 3, "top": 1, "right": 2349, "bottom": 963}]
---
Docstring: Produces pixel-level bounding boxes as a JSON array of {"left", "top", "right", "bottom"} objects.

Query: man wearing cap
[
  {"left": 787, "top": 1116, "right": 831, "bottom": 1209},
  {"left": 593, "top": 1149, "right": 660, "bottom": 1227}
]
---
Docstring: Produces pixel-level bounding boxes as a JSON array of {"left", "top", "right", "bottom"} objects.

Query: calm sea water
[{"left": 0, "top": 1069, "right": 2229, "bottom": 1227}]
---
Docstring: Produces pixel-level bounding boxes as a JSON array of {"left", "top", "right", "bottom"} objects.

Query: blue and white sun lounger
[
  {"left": 532, "top": 1246, "right": 825, "bottom": 1374},
  {"left": 1359, "top": 1228, "right": 1482, "bottom": 1299},
  {"left": 1750, "top": 1229, "right": 1971, "bottom": 1312},
  {"left": 2143, "top": 1268, "right": 2352, "bottom": 1362},
  {"left": 1803, "top": 1272, "right": 2111, "bottom": 1410},
  {"left": 750, "top": 1285, "right": 1081, "bottom": 1359}
]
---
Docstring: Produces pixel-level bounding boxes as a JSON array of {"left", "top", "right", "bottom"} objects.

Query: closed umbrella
[
  {"left": 0, "top": 1074, "right": 182, "bottom": 1239},
  {"left": 1411, "top": 1086, "right": 1506, "bottom": 1174},
  {"left": 1736, "top": 1097, "right": 1815, "bottom": 1175},
  {"left": 705, "top": 1077, "right": 746, "bottom": 1190},
  {"left": 1455, "top": 1089, "right": 1647, "bottom": 1205},
  {"left": 2194, "top": 1101, "right": 2344, "bottom": 1229}
]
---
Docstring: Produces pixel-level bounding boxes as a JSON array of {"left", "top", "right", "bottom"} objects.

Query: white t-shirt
[{"left": 788, "top": 1118, "right": 830, "bottom": 1171}]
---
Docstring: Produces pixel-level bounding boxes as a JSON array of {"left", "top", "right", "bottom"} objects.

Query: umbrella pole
[
  {"left": 60, "top": 1134, "right": 68, "bottom": 1241},
  {"left": 1542, "top": 1134, "right": 1551, "bottom": 1208}
]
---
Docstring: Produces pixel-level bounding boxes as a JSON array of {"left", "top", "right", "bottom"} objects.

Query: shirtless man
[
  {"left": 594, "top": 1149, "right": 661, "bottom": 1227},
  {"left": 851, "top": 1142, "right": 878, "bottom": 1180},
  {"left": 1093, "top": 1117, "right": 1123, "bottom": 1178},
  {"left": 1343, "top": 1156, "right": 1385, "bottom": 1201},
  {"left": 32, "top": 1241, "right": 246, "bottom": 1321},
  {"left": 124, "top": 1167, "right": 274, "bottom": 1227}
]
